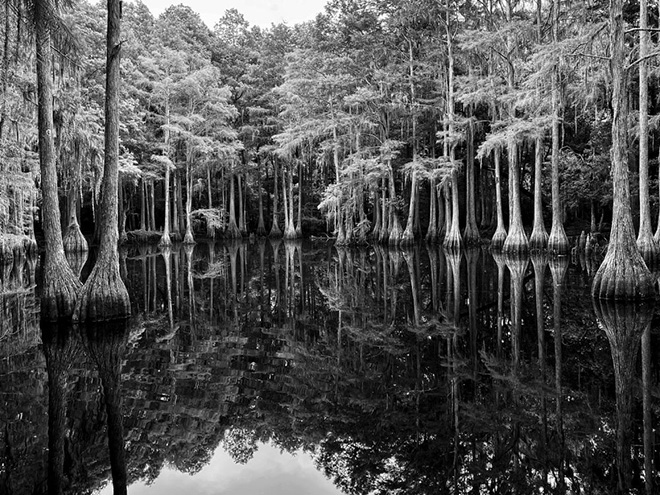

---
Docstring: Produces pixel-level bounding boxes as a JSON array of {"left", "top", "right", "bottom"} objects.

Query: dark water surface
[{"left": 1, "top": 241, "right": 659, "bottom": 494}]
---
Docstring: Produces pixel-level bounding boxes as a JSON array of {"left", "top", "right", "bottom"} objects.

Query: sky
[
  {"left": 99, "top": 443, "right": 345, "bottom": 495},
  {"left": 135, "top": 0, "right": 330, "bottom": 29}
]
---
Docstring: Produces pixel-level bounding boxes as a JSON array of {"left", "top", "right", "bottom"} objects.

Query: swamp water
[{"left": 0, "top": 241, "right": 659, "bottom": 494}]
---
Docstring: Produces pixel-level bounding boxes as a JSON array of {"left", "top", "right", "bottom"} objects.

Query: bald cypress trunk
[
  {"left": 491, "top": 148, "right": 507, "bottom": 250},
  {"left": 592, "top": 0, "right": 654, "bottom": 300},
  {"left": 547, "top": 0, "right": 569, "bottom": 255},
  {"left": 529, "top": 136, "right": 548, "bottom": 250},
  {"left": 73, "top": 0, "right": 130, "bottom": 321},
  {"left": 636, "top": 0, "right": 658, "bottom": 267},
  {"left": 35, "top": 0, "right": 81, "bottom": 320}
]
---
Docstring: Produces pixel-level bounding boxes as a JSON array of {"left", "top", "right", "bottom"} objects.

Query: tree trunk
[
  {"left": 227, "top": 174, "right": 241, "bottom": 238},
  {"left": 503, "top": 139, "right": 528, "bottom": 255},
  {"left": 269, "top": 158, "right": 282, "bottom": 237},
  {"left": 529, "top": 136, "right": 548, "bottom": 250},
  {"left": 425, "top": 177, "right": 438, "bottom": 243},
  {"left": 636, "top": 0, "right": 658, "bottom": 267},
  {"left": 183, "top": 151, "right": 195, "bottom": 244},
  {"left": 238, "top": 174, "right": 247, "bottom": 236},
  {"left": 63, "top": 149, "right": 88, "bottom": 253},
  {"left": 548, "top": 0, "right": 569, "bottom": 255},
  {"left": 296, "top": 160, "right": 303, "bottom": 237},
  {"left": 387, "top": 162, "right": 403, "bottom": 245},
  {"left": 256, "top": 162, "right": 266, "bottom": 236},
  {"left": 159, "top": 162, "right": 172, "bottom": 246},
  {"left": 463, "top": 118, "right": 480, "bottom": 245},
  {"left": 35, "top": 0, "right": 81, "bottom": 320},
  {"left": 444, "top": 169, "right": 462, "bottom": 250},
  {"left": 284, "top": 167, "right": 296, "bottom": 239},
  {"left": 491, "top": 148, "right": 507, "bottom": 250},
  {"left": 401, "top": 171, "right": 418, "bottom": 245},
  {"left": 73, "top": 0, "right": 130, "bottom": 322},
  {"left": 592, "top": 0, "right": 654, "bottom": 300}
]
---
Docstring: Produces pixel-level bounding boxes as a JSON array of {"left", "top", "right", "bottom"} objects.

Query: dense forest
[{"left": 2, "top": 0, "right": 660, "bottom": 311}]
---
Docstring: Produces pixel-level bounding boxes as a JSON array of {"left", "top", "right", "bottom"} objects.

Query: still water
[{"left": 0, "top": 240, "right": 658, "bottom": 494}]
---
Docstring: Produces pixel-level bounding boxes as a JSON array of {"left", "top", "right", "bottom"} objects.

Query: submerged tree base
[
  {"left": 41, "top": 259, "right": 82, "bottom": 322},
  {"left": 63, "top": 223, "right": 88, "bottom": 253},
  {"left": 503, "top": 228, "right": 528, "bottom": 256},
  {"left": 591, "top": 248, "right": 655, "bottom": 300},
  {"left": 73, "top": 262, "right": 131, "bottom": 322},
  {"left": 490, "top": 228, "right": 507, "bottom": 252}
]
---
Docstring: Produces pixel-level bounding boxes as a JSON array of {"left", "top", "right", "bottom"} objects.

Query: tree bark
[
  {"left": 503, "top": 139, "right": 528, "bottom": 255},
  {"left": 73, "top": 0, "right": 130, "bottom": 321},
  {"left": 592, "top": 0, "right": 655, "bottom": 300},
  {"left": 35, "top": 0, "right": 81, "bottom": 320},
  {"left": 548, "top": 0, "right": 569, "bottom": 255},
  {"left": 269, "top": 158, "right": 282, "bottom": 237},
  {"left": 491, "top": 149, "right": 507, "bottom": 250},
  {"left": 636, "top": 0, "right": 658, "bottom": 267},
  {"left": 463, "top": 118, "right": 480, "bottom": 245},
  {"left": 529, "top": 136, "right": 548, "bottom": 250}
]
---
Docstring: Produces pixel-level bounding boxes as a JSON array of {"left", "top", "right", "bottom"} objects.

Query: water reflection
[{"left": 0, "top": 243, "right": 658, "bottom": 493}]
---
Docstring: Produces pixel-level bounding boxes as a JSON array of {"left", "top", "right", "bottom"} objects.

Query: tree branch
[{"left": 627, "top": 50, "right": 660, "bottom": 70}]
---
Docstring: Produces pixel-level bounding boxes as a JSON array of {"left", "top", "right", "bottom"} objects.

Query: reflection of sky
[{"left": 98, "top": 443, "right": 346, "bottom": 495}]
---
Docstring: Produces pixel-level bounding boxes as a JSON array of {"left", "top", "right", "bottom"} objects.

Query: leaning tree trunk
[
  {"left": 73, "top": 0, "right": 130, "bottom": 322},
  {"left": 636, "top": 0, "right": 658, "bottom": 268},
  {"left": 529, "top": 136, "right": 548, "bottom": 250},
  {"left": 35, "top": 0, "right": 81, "bottom": 320},
  {"left": 592, "top": 0, "right": 655, "bottom": 300}
]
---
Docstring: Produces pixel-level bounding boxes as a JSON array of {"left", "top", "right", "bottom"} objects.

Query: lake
[{"left": 0, "top": 240, "right": 657, "bottom": 494}]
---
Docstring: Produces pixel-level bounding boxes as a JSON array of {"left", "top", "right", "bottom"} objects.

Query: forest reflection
[{"left": 1, "top": 241, "right": 659, "bottom": 494}]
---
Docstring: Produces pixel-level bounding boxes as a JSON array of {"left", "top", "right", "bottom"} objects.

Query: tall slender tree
[
  {"left": 74, "top": 0, "right": 131, "bottom": 321},
  {"left": 34, "top": 0, "right": 81, "bottom": 320}
]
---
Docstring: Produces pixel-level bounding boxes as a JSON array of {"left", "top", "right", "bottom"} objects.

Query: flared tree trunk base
[
  {"left": 388, "top": 217, "right": 403, "bottom": 246},
  {"left": 41, "top": 257, "right": 82, "bottom": 322},
  {"left": 284, "top": 224, "right": 298, "bottom": 240},
  {"left": 529, "top": 228, "right": 549, "bottom": 252},
  {"left": 637, "top": 234, "right": 659, "bottom": 272},
  {"left": 73, "top": 260, "right": 130, "bottom": 322},
  {"left": 256, "top": 224, "right": 267, "bottom": 237},
  {"left": 158, "top": 233, "right": 172, "bottom": 247},
  {"left": 443, "top": 226, "right": 462, "bottom": 251},
  {"left": 503, "top": 228, "right": 529, "bottom": 256},
  {"left": 463, "top": 225, "right": 481, "bottom": 247},
  {"left": 226, "top": 220, "right": 242, "bottom": 239},
  {"left": 400, "top": 227, "right": 415, "bottom": 246},
  {"left": 548, "top": 226, "right": 570, "bottom": 256},
  {"left": 592, "top": 245, "right": 655, "bottom": 300},
  {"left": 490, "top": 228, "right": 507, "bottom": 252}
]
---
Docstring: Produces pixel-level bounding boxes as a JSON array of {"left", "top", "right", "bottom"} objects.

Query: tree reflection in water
[{"left": 0, "top": 242, "right": 659, "bottom": 493}]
